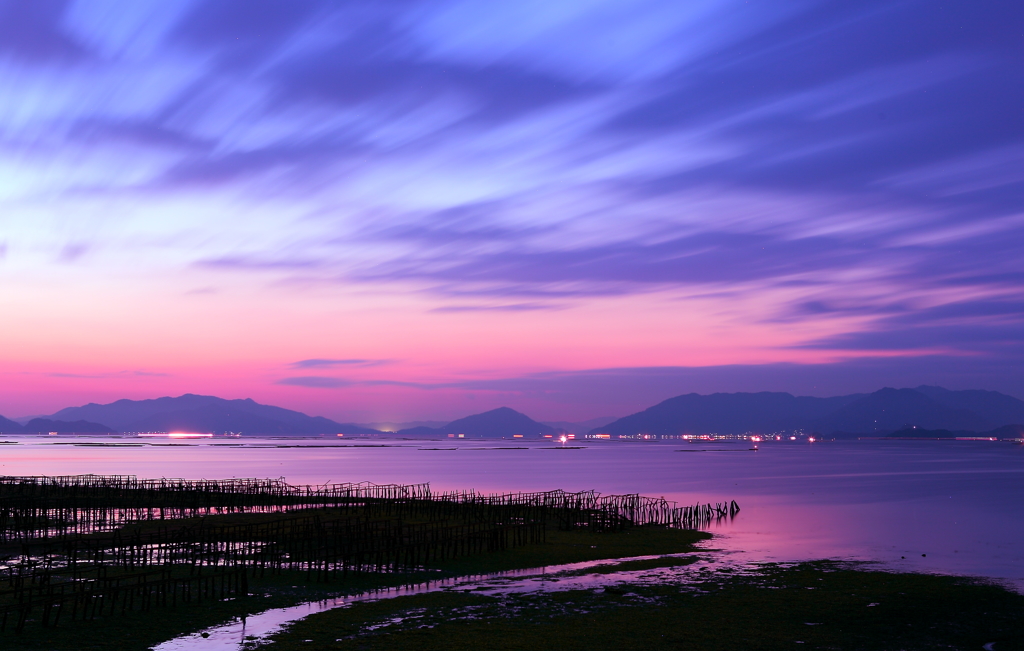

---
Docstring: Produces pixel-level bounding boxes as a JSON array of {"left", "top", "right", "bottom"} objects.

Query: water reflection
[
  {"left": 1, "top": 436, "right": 1021, "bottom": 585},
  {"left": 152, "top": 551, "right": 749, "bottom": 650}
]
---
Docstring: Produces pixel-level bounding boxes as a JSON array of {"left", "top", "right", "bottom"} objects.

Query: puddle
[{"left": 152, "top": 545, "right": 752, "bottom": 650}]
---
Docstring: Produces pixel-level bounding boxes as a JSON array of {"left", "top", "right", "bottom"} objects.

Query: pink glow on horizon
[
  {"left": 0, "top": 275, "right": 905, "bottom": 422},
  {"left": 0, "top": 263, "right": 971, "bottom": 422}
]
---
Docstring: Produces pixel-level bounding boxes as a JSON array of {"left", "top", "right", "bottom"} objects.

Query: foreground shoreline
[
  {"left": 6, "top": 526, "right": 1023, "bottom": 651},
  {"left": 258, "top": 558, "right": 1024, "bottom": 651}
]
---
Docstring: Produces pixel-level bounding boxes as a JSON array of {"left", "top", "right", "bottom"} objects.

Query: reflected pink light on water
[
  {"left": 137, "top": 433, "right": 214, "bottom": 439},
  {"left": 0, "top": 437, "right": 1021, "bottom": 588}
]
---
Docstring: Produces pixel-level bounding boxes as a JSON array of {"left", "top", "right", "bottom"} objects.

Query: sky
[{"left": 0, "top": 0, "right": 1021, "bottom": 423}]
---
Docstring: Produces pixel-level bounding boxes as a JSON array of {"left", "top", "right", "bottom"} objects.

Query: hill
[
  {"left": 592, "top": 387, "right": 1024, "bottom": 436},
  {"left": 0, "top": 415, "right": 23, "bottom": 433},
  {"left": 22, "top": 418, "right": 115, "bottom": 433},
  {"left": 47, "top": 394, "right": 377, "bottom": 435},
  {"left": 592, "top": 392, "right": 860, "bottom": 437},
  {"left": 913, "top": 386, "right": 1024, "bottom": 425},
  {"left": 397, "top": 407, "right": 556, "bottom": 438},
  {"left": 811, "top": 388, "right": 992, "bottom": 434},
  {"left": 884, "top": 423, "right": 1024, "bottom": 439},
  {"left": 884, "top": 427, "right": 963, "bottom": 439},
  {"left": 985, "top": 424, "right": 1024, "bottom": 439}
]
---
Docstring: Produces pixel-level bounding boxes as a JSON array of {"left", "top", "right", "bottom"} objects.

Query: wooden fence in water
[
  {"left": 0, "top": 514, "right": 544, "bottom": 633},
  {"left": 0, "top": 566, "right": 246, "bottom": 633},
  {"left": 0, "top": 474, "right": 737, "bottom": 632},
  {"left": 0, "top": 475, "right": 431, "bottom": 541},
  {"left": 0, "top": 475, "right": 737, "bottom": 542}
]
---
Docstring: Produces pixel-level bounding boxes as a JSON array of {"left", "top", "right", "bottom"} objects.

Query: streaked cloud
[
  {"left": 277, "top": 376, "right": 355, "bottom": 388},
  {"left": 0, "top": 0, "right": 1020, "bottom": 418},
  {"left": 290, "top": 359, "right": 390, "bottom": 368}
]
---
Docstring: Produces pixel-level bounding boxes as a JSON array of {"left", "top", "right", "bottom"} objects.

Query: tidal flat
[
  {"left": 256, "top": 561, "right": 1024, "bottom": 651},
  {"left": 3, "top": 526, "right": 708, "bottom": 650},
  {"left": 3, "top": 440, "right": 1023, "bottom": 650},
  {"left": 6, "top": 526, "right": 1023, "bottom": 651}
]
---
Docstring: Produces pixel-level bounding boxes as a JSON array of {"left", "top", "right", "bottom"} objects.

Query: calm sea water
[{"left": 2, "top": 436, "right": 1022, "bottom": 589}]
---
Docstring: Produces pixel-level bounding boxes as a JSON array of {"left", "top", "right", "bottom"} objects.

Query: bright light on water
[{"left": 136, "top": 432, "right": 214, "bottom": 438}]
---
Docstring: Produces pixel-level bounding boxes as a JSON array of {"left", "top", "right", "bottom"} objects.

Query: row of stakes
[{"left": 0, "top": 475, "right": 739, "bottom": 632}]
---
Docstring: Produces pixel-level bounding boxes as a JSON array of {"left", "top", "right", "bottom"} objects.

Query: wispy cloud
[
  {"left": 46, "top": 370, "right": 171, "bottom": 379},
  {"left": 430, "top": 303, "right": 561, "bottom": 313},
  {"left": 276, "top": 376, "right": 422, "bottom": 389},
  {"left": 277, "top": 376, "right": 355, "bottom": 388},
  {"left": 1, "top": 0, "right": 1022, "bottom": 409},
  {"left": 290, "top": 359, "right": 391, "bottom": 369}
]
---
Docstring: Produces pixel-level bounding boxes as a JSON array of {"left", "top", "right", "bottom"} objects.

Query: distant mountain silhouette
[
  {"left": 24, "top": 387, "right": 1024, "bottom": 438},
  {"left": 0, "top": 415, "right": 23, "bottom": 433},
  {"left": 22, "top": 418, "right": 115, "bottom": 433},
  {"left": 592, "top": 387, "right": 1024, "bottom": 436},
  {"left": 47, "top": 394, "right": 377, "bottom": 435},
  {"left": 592, "top": 392, "right": 859, "bottom": 436},
  {"left": 984, "top": 424, "right": 1024, "bottom": 439},
  {"left": 913, "top": 386, "right": 1024, "bottom": 425},
  {"left": 811, "top": 388, "right": 993, "bottom": 433},
  {"left": 884, "top": 423, "right": 1024, "bottom": 439},
  {"left": 397, "top": 407, "right": 556, "bottom": 438},
  {"left": 884, "top": 427, "right": 962, "bottom": 438}
]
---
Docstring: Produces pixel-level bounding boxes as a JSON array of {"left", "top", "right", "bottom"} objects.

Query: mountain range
[
  {"left": 0, "top": 415, "right": 116, "bottom": 433},
  {"left": 0, "top": 414, "right": 25, "bottom": 433},
  {"left": 23, "top": 418, "right": 116, "bottom": 433},
  {"left": 589, "top": 386, "right": 1024, "bottom": 437},
  {"left": 1, "top": 385, "right": 1022, "bottom": 437},
  {"left": 396, "top": 407, "right": 558, "bottom": 438},
  {"left": 1, "top": 394, "right": 377, "bottom": 435},
  {"left": 883, "top": 424, "right": 1024, "bottom": 439}
]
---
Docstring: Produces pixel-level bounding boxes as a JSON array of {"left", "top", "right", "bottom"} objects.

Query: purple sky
[{"left": 0, "top": 0, "right": 1021, "bottom": 422}]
